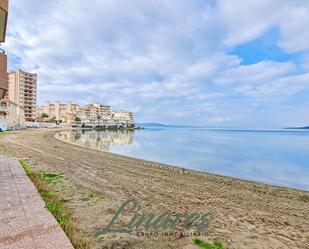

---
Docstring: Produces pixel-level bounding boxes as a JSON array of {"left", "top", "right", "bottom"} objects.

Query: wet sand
[{"left": 0, "top": 128, "right": 308, "bottom": 249}]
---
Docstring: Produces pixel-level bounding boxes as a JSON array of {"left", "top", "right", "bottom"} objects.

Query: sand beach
[{"left": 0, "top": 128, "right": 308, "bottom": 249}]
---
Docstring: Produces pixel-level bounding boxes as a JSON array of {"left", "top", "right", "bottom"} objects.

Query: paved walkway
[{"left": 0, "top": 155, "right": 74, "bottom": 249}]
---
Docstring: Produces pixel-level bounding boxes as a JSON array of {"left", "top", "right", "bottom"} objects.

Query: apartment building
[
  {"left": 0, "top": 100, "right": 25, "bottom": 130},
  {"left": 8, "top": 70, "right": 37, "bottom": 121},
  {"left": 0, "top": 0, "right": 8, "bottom": 99},
  {"left": 78, "top": 106, "right": 134, "bottom": 127},
  {"left": 112, "top": 111, "right": 134, "bottom": 126},
  {"left": 0, "top": 0, "right": 14, "bottom": 131},
  {"left": 78, "top": 103, "right": 111, "bottom": 123},
  {"left": 0, "top": 1, "right": 27, "bottom": 131},
  {"left": 37, "top": 101, "right": 80, "bottom": 123}
]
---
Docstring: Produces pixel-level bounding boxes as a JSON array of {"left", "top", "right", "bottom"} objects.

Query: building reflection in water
[{"left": 56, "top": 129, "right": 134, "bottom": 151}]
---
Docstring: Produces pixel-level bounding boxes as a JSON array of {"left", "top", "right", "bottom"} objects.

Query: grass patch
[
  {"left": 20, "top": 160, "right": 31, "bottom": 175},
  {"left": 40, "top": 190, "right": 55, "bottom": 199},
  {"left": 20, "top": 160, "right": 91, "bottom": 249},
  {"left": 0, "top": 131, "right": 12, "bottom": 136},
  {"left": 41, "top": 172, "right": 64, "bottom": 183},
  {"left": 193, "top": 239, "right": 226, "bottom": 249},
  {"left": 46, "top": 202, "right": 63, "bottom": 213},
  {"left": 82, "top": 193, "right": 104, "bottom": 204}
]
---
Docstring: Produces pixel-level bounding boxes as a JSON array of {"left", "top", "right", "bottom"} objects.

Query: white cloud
[
  {"left": 3, "top": 0, "right": 309, "bottom": 126},
  {"left": 278, "top": 4, "right": 309, "bottom": 52},
  {"left": 218, "top": 0, "right": 282, "bottom": 47}
]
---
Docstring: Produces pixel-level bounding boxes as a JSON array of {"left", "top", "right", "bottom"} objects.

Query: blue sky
[{"left": 3, "top": 0, "right": 309, "bottom": 127}]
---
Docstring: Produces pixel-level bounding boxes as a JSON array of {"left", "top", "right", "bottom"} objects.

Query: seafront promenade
[{"left": 0, "top": 155, "right": 74, "bottom": 249}]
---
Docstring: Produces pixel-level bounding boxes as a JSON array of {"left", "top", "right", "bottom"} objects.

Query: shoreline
[
  {"left": 55, "top": 129, "right": 308, "bottom": 193},
  {"left": 1, "top": 128, "right": 309, "bottom": 249}
]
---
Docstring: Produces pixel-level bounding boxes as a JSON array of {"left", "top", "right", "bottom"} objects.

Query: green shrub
[{"left": 193, "top": 239, "right": 226, "bottom": 249}]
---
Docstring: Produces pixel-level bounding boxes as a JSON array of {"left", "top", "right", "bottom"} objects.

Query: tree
[
  {"left": 75, "top": 116, "right": 81, "bottom": 123},
  {"left": 97, "top": 115, "right": 101, "bottom": 125},
  {"left": 50, "top": 116, "right": 57, "bottom": 123},
  {"left": 41, "top": 113, "right": 49, "bottom": 119}
]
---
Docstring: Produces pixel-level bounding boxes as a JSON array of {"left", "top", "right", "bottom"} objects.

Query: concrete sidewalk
[{"left": 0, "top": 155, "right": 74, "bottom": 249}]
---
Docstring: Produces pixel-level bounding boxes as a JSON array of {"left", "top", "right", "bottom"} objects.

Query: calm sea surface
[{"left": 55, "top": 127, "right": 309, "bottom": 191}]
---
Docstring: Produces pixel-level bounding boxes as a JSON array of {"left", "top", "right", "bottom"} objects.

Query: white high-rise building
[{"left": 8, "top": 69, "right": 37, "bottom": 122}]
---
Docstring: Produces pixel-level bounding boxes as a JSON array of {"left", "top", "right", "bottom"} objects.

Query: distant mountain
[
  {"left": 137, "top": 122, "right": 192, "bottom": 128},
  {"left": 284, "top": 126, "right": 309, "bottom": 130},
  {"left": 137, "top": 122, "right": 169, "bottom": 127}
]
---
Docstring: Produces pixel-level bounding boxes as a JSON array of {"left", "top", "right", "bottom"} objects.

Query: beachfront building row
[{"left": 37, "top": 101, "right": 135, "bottom": 128}]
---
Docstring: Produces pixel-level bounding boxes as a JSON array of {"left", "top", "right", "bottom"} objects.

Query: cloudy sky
[{"left": 3, "top": 0, "right": 309, "bottom": 127}]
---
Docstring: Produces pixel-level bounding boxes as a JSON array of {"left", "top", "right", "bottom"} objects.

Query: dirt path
[{"left": 0, "top": 128, "right": 308, "bottom": 249}]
